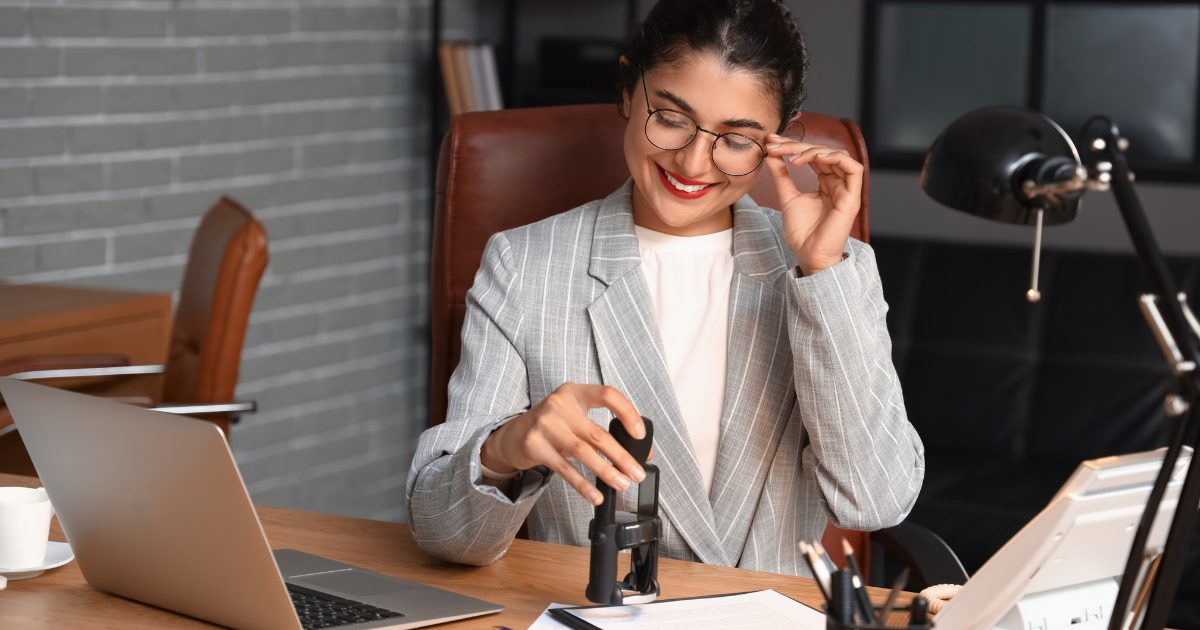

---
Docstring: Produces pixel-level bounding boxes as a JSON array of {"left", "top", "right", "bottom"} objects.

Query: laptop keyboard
[{"left": 287, "top": 583, "right": 405, "bottom": 629}]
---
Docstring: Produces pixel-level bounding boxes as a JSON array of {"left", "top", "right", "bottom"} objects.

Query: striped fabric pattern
[{"left": 405, "top": 181, "right": 925, "bottom": 575}]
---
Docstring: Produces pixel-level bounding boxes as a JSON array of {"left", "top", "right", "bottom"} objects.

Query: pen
[
  {"left": 850, "top": 574, "right": 873, "bottom": 624},
  {"left": 877, "top": 567, "right": 909, "bottom": 623},
  {"left": 547, "top": 608, "right": 604, "bottom": 630},
  {"left": 841, "top": 538, "right": 876, "bottom": 623},
  {"left": 910, "top": 595, "right": 929, "bottom": 627}
]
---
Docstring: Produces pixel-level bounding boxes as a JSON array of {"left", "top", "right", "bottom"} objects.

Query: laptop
[{"left": 0, "top": 378, "right": 503, "bottom": 630}]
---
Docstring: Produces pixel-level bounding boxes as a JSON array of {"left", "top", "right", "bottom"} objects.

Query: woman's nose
[{"left": 673, "top": 133, "right": 714, "bottom": 177}]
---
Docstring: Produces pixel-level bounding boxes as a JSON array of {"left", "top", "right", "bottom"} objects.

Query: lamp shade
[{"left": 920, "top": 106, "right": 1083, "bottom": 226}]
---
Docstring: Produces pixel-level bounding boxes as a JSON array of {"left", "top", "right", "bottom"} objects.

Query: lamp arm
[
  {"left": 1085, "top": 117, "right": 1200, "bottom": 630},
  {"left": 1089, "top": 118, "right": 1200, "bottom": 371}
]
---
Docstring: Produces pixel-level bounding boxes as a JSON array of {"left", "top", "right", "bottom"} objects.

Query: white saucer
[{"left": 0, "top": 542, "right": 75, "bottom": 580}]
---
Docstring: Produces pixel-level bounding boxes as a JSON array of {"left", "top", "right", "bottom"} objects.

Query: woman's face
[{"left": 623, "top": 51, "right": 781, "bottom": 236}]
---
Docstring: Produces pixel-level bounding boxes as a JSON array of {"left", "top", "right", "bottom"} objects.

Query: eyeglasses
[{"left": 640, "top": 72, "right": 767, "bottom": 177}]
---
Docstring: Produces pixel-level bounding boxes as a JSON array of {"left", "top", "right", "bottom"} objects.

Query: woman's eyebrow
[{"left": 655, "top": 88, "right": 766, "bottom": 131}]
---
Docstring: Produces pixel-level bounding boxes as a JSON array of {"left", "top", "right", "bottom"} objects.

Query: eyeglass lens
[{"left": 645, "top": 109, "right": 764, "bottom": 176}]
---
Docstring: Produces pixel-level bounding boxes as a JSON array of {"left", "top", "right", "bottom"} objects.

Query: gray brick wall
[{"left": 0, "top": 0, "right": 433, "bottom": 523}]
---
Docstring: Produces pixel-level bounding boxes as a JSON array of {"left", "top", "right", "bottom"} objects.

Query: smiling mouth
[{"left": 656, "top": 164, "right": 716, "bottom": 199}]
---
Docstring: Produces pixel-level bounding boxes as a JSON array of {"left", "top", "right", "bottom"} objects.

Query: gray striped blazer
[{"left": 405, "top": 181, "right": 925, "bottom": 576}]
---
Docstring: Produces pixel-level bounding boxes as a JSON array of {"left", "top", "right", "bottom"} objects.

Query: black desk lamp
[{"left": 920, "top": 106, "right": 1200, "bottom": 630}]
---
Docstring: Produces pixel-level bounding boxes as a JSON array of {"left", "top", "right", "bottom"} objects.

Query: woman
[{"left": 406, "top": 0, "right": 924, "bottom": 577}]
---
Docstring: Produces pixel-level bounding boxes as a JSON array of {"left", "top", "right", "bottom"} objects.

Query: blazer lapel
[
  {"left": 585, "top": 183, "right": 728, "bottom": 566},
  {"left": 709, "top": 198, "right": 796, "bottom": 561}
]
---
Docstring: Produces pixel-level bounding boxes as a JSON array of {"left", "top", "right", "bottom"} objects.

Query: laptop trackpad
[{"left": 294, "top": 570, "right": 415, "bottom": 598}]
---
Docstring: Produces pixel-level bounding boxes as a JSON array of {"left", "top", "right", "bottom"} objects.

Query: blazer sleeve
[
  {"left": 786, "top": 238, "right": 925, "bottom": 531},
  {"left": 405, "top": 232, "right": 552, "bottom": 565}
]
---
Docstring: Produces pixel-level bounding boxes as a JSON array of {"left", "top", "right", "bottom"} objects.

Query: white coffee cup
[{"left": 0, "top": 487, "right": 54, "bottom": 570}]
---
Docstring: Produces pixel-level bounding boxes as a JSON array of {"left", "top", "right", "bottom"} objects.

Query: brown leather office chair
[
  {"left": 1, "top": 197, "right": 268, "bottom": 473},
  {"left": 428, "top": 103, "right": 877, "bottom": 567}
]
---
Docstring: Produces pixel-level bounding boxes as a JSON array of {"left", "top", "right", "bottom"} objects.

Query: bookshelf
[{"left": 428, "top": 0, "right": 643, "bottom": 195}]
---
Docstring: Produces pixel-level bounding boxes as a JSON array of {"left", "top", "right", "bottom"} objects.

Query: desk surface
[
  {"left": 0, "top": 473, "right": 911, "bottom": 628},
  {"left": 0, "top": 283, "right": 171, "bottom": 343}
]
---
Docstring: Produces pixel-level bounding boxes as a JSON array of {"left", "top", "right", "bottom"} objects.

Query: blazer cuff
[
  {"left": 790, "top": 251, "right": 851, "bottom": 279},
  {"left": 464, "top": 415, "right": 552, "bottom": 505},
  {"left": 786, "top": 248, "right": 869, "bottom": 325}
]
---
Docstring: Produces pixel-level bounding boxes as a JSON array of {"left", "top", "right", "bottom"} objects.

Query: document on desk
[{"left": 530, "top": 589, "right": 826, "bottom": 629}]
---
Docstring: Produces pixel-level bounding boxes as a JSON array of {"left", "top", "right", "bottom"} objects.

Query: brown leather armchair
[{"left": 1, "top": 197, "right": 268, "bottom": 471}]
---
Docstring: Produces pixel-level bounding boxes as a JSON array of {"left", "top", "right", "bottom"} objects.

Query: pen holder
[{"left": 823, "top": 605, "right": 934, "bottom": 629}]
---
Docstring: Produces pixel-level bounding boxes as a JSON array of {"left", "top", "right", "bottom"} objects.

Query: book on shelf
[
  {"left": 438, "top": 42, "right": 504, "bottom": 116},
  {"left": 438, "top": 43, "right": 465, "bottom": 115},
  {"left": 476, "top": 44, "right": 503, "bottom": 111},
  {"left": 451, "top": 43, "right": 477, "bottom": 113}
]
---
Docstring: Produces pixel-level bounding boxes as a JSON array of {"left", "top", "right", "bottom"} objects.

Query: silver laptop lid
[{"left": 2, "top": 378, "right": 301, "bottom": 630}]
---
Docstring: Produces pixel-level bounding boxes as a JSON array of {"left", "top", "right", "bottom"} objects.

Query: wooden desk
[
  {"left": 0, "top": 473, "right": 914, "bottom": 629},
  {"left": 0, "top": 284, "right": 172, "bottom": 474}
]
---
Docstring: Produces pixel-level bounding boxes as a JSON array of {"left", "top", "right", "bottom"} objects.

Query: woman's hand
[
  {"left": 763, "top": 134, "right": 864, "bottom": 276},
  {"left": 480, "top": 383, "right": 648, "bottom": 506}
]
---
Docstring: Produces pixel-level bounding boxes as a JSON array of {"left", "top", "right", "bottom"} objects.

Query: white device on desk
[
  {"left": 933, "top": 446, "right": 1192, "bottom": 630},
  {"left": 0, "top": 378, "right": 503, "bottom": 630}
]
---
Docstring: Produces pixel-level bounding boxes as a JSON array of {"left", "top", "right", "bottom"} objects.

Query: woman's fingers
[
  {"left": 766, "top": 135, "right": 862, "bottom": 177},
  {"left": 525, "top": 416, "right": 618, "bottom": 506},
  {"left": 764, "top": 154, "right": 804, "bottom": 208},
  {"left": 572, "top": 383, "right": 644, "bottom": 439},
  {"left": 544, "top": 449, "right": 604, "bottom": 506},
  {"left": 568, "top": 432, "right": 635, "bottom": 492},
  {"left": 767, "top": 141, "right": 863, "bottom": 210},
  {"left": 514, "top": 383, "right": 648, "bottom": 505},
  {"left": 566, "top": 384, "right": 647, "bottom": 481},
  {"left": 489, "top": 381, "right": 660, "bottom": 506}
]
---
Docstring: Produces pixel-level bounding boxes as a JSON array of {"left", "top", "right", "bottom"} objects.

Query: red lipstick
[{"left": 656, "top": 164, "right": 716, "bottom": 199}]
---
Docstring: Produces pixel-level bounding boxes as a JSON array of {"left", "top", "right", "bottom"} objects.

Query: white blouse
[{"left": 634, "top": 225, "right": 734, "bottom": 496}]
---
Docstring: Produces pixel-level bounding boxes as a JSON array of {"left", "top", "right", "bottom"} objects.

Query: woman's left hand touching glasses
[{"left": 762, "top": 133, "right": 864, "bottom": 276}]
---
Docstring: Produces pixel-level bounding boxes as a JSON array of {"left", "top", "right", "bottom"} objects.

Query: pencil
[
  {"left": 841, "top": 538, "right": 876, "bottom": 623},
  {"left": 798, "top": 541, "right": 832, "bottom": 604},
  {"left": 878, "top": 567, "right": 909, "bottom": 623}
]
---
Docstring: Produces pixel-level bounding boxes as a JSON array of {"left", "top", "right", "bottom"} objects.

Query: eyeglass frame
[{"left": 639, "top": 71, "right": 769, "bottom": 177}]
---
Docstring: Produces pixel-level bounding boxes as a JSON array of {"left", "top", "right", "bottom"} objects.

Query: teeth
[{"left": 664, "top": 170, "right": 709, "bottom": 193}]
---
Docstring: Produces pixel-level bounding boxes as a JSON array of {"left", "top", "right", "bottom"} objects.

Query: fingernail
[
  {"left": 589, "top": 490, "right": 604, "bottom": 505},
  {"left": 766, "top": 143, "right": 780, "bottom": 150},
  {"left": 614, "top": 474, "right": 631, "bottom": 490},
  {"left": 631, "top": 466, "right": 646, "bottom": 482}
]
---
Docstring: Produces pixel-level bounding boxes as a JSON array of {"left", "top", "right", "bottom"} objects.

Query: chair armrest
[
  {"left": 151, "top": 401, "right": 257, "bottom": 416},
  {"left": 1, "top": 398, "right": 254, "bottom": 432},
  {"left": 0, "top": 407, "right": 14, "bottom": 438},
  {"left": 0, "top": 354, "right": 132, "bottom": 375},
  {"left": 7, "top": 364, "right": 165, "bottom": 381},
  {"left": 872, "top": 521, "right": 969, "bottom": 588}
]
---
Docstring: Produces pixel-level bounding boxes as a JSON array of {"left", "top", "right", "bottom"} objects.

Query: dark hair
[{"left": 618, "top": 0, "right": 808, "bottom": 133}]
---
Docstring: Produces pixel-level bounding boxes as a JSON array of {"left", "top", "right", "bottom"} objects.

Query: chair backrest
[
  {"left": 161, "top": 197, "right": 269, "bottom": 434},
  {"left": 430, "top": 104, "right": 871, "bottom": 425}
]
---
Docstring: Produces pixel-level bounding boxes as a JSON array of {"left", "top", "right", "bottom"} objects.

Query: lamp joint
[
  {"left": 1164, "top": 395, "right": 1191, "bottom": 417},
  {"left": 1139, "top": 294, "right": 1193, "bottom": 374},
  {"left": 1179, "top": 293, "right": 1200, "bottom": 341}
]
